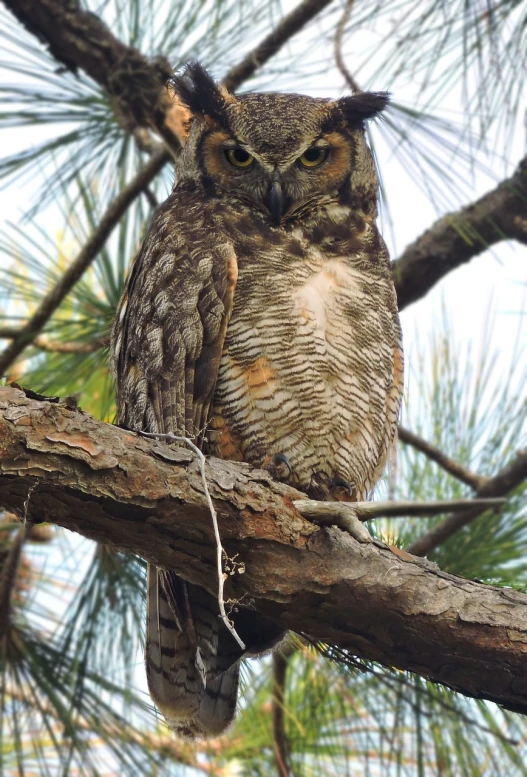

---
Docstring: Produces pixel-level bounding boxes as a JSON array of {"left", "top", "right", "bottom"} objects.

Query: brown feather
[{"left": 111, "top": 65, "right": 402, "bottom": 738}]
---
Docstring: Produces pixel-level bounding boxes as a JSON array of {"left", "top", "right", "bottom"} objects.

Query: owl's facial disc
[{"left": 201, "top": 128, "right": 353, "bottom": 226}]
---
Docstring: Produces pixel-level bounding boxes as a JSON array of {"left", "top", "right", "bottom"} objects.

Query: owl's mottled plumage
[{"left": 111, "top": 62, "right": 403, "bottom": 738}]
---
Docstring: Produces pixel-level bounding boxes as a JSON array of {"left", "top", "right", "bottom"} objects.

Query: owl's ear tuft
[
  {"left": 338, "top": 91, "right": 390, "bottom": 127},
  {"left": 169, "top": 61, "right": 232, "bottom": 129}
]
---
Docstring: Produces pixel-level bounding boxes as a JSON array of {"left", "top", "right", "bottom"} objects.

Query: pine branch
[
  {"left": 2, "top": 0, "right": 338, "bottom": 149},
  {"left": 0, "top": 149, "right": 167, "bottom": 379},
  {"left": 1, "top": 0, "right": 179, "bottom": 151},
  {"left": 398, "top": 426, "right": 486, "bottom": 490},
  {"left": 334, "top": 0, "right": 361, "bottom": 93},
  {"left": 409, "top": 450, "right": 527, "bottom": 557},
  {"left": 295, "top": 497, "right": 505, "bottom": 522},
  {"left": 394, "top": 155, "right": 527, "bottom": 311},
  {"left": 272, "top": 646, "right": 294, "bottom": 777},
  {"left": 2, "top": 385, "right": 527, "bottom": 715},
  {"left": 222, "top": 0, "right": 336, "bottom": 92}
]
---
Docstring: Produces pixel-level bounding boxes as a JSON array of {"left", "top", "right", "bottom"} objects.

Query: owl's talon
[
  {"left": 332, "top": 476, "right": 354, "bottom": 496},
  {"left": 266, "top": 453, "right": 293, "bottom": 482},
  {"left": 273, "top": 453, "right": 292, "bottom": 475}
]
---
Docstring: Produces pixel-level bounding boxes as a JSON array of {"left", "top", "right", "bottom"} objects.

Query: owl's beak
[{"left": 266, "top": 180, "right": 285, "bottom": 226}]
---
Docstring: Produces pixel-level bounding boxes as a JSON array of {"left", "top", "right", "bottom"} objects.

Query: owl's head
[{"left": 169, "top": 62, "right": 388, "bottom": 226}]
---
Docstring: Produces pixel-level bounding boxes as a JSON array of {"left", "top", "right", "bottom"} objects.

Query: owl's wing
[
  {"left": 110, "top": 192, "right": 241, "bottom": 737},
  {"left": 111, "top": 193, "right": 238, "bottom": 441}
]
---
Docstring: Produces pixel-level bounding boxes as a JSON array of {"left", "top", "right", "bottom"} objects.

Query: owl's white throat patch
[{"left": 294, "top": 258, "right": 360, "bottom": 335}]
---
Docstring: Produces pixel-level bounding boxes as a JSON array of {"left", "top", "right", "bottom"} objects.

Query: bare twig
[
  {"left": 0, "top": 149, "right": 168, "bottom": 378},
  {"left": 334, "top": 0, "right": 361, "bottom": 93},
  {"left": 139, "top": 431, "right": 246, "bottom": 651},
  {"left": 398, "top": 426, "right": 486, "bottom": 490},
  {"left": 294, "top": 497, "right": 505, "bottom": 521},
  {"left": 409, "top": 449, "right": 527, "bottom": 556}
]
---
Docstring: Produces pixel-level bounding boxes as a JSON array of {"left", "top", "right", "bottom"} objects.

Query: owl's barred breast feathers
[{"left": 111, "top": 62, "right": 403, "bottom": 738}]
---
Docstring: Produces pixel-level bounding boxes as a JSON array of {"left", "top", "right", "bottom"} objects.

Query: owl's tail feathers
[{"left": 145, "top": 564, "right": 240, "bottom": 739}]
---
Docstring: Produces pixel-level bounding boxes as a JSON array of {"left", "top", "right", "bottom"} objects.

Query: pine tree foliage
[{"left": 0, "top": 0, "right": 526, "bottom": 773}]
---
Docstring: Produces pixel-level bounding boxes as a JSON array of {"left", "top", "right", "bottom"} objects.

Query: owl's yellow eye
[
  {"left": 225, "top": 148, "right": 254, "bottom": 168},
  {"left": 298, "top": 147, "right": 328, "bottom": 168}
]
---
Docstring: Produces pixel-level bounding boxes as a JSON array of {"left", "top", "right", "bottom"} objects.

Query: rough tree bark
[{"left": 1, "top": 385, "right": 527, "bottom": 715}]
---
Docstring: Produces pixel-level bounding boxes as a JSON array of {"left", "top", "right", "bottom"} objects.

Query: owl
[{"left": 111, "top": 62, "right": 403, "bottom": 739}]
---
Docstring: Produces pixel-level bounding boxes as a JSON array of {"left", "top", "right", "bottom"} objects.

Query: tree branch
[
  {"left": 222, "top": 0, "right": 336, "bottom": 93},
  {"left": 394, "top": 155, "right": 527, "bottom": 311},
  {"left": 1, "top": 385, "right": 527, "bottom": 714},
  {"left": 0, "top": 150, "right": 168, "bottom": 379},
  {"left": 272, "top": 646, "right": 294, "bottom": 777},
  {"left": 398, "top": 426, "right": 486, "bottom": 490},
  {"left": 409, "top": 450, "right": 527, "bottom": 557},
  {"left": 0, "top": 332, "right": 109, "bottom": 354},
  {"left": 334, "top": 0, "right": 361, "bottom": 93},
  {"left": 1, "top": 0, "right": 180, "bottom": 151}
]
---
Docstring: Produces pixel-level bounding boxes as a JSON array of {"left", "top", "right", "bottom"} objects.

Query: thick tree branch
[
  {"left": 409, "top": 450, "right": 527, "bottom": 557},
  {"left": 0, "top": 150, "right": 167, "bottom": 379},
  {"left": 1, "top": 386, "right": 527, "bottom": 714},
  {"left": 1, "top": 0, "right": 179, "bottom": 150},
  {"left": 394, "top": 155, "right": 527, "bottom": 310}
]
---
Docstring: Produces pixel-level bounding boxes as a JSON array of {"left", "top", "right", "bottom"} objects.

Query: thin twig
[
  {"left": 0, "top": 332, "right": 109, "bottom": 354},
  {"left": 0, "top": 150, "right": 168, "bottom": 378},
  {"left": 139, "top": 431, "right": 246, "bottom": 650},
  {"left": 142, "top": 187, "right": 159, "bottom": 209},
  {"left": 398, "top": 426, "right": 486, "bottom": 490},
  {"left": 409, "top": 449, "right": 527, "bottom": 557},
  {"left": 334, "top": 0, "right": 361, "bottom": 93}
]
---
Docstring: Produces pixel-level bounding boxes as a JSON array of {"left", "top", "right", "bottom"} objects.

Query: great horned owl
[{"left": 111, "top": 62, "right": 403, "bottom": 738}]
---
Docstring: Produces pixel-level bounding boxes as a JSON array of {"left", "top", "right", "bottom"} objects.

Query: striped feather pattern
[
  {"left": 146, "top": 566, "right": 239, "bottom": 738},
  {"left": 211, "top": 208, "right": 403, "bottom": 501}
]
